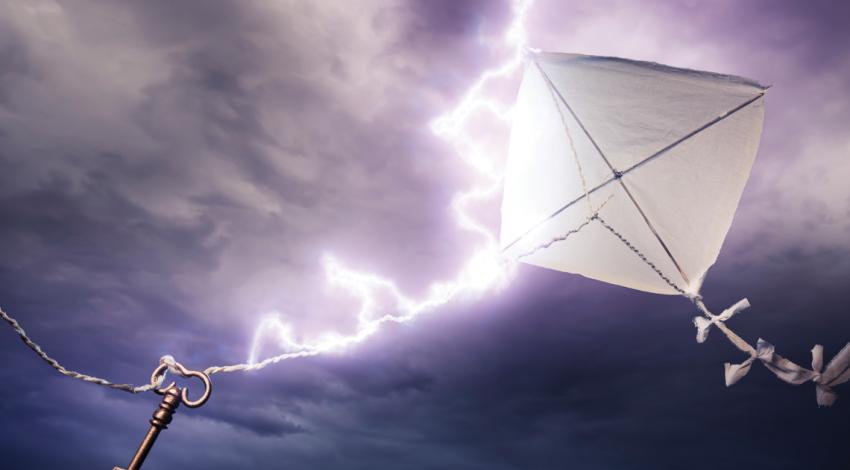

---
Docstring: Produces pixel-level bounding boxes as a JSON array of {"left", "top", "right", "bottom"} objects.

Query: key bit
[{"left": 114, "top": 360, "right": 211, "bottom": 470}]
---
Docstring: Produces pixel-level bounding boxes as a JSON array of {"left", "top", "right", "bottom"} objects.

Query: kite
[{"left": 501, "top": 50, "right": 850, "bottom": 405}]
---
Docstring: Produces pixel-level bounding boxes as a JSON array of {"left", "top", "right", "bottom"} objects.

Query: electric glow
[{"left": 247, "top": 0, "right": 533, "bottom": 365}]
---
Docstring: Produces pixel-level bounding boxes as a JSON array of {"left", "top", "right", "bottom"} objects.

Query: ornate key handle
[
  {"left": 151, "top": 360, "right": 212, "bottom": 408},
  {"left": 114, "top": 359, "right": 212, "bottom": 470}
]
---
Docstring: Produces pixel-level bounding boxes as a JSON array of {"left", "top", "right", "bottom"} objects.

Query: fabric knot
[
  {"left": 724, "top": 352, "right": 758, "bottom": 386},
  {"left": 687, "top": 293, "right": 703, "bottom": 303},
  {"left": 810, "top": 343, "right": 850, "bottom": 406},
  {"left": 753, "top": 340, "right": 850, "bottom": 406},
  {"left": 693, "top": 298, "right": 750, "bottom": 344},
  {"left": 159, "top": 354, "right": 185, "bottom": 377}
]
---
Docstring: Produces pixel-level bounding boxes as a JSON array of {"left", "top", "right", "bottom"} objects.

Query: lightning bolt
[{"left": 247, "top": 0, "right": 534, "bottom": 366}]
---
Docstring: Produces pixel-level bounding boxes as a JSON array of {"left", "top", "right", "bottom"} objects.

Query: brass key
[{"left": 114, "top": 360, "right": 212, "bottom": 470}]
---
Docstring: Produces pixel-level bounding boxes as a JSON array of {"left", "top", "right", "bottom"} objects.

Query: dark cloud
[{"left": 1, "top": 0, "right": 850, "bottom": 469}]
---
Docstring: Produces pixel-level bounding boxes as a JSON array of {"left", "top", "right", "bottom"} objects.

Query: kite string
[
  {"left": 0, "top": 306, "right": 161, "bottom": 393},
  {"left": 1, "top": 199, "right": 607, "bottom": 390},
  {"left": 0, "top": 302, "right": 274, "bottom": 389},
  {"left": 594, "top": 216, "right": 687, "bottom": 296},
  {"left": 513, "top": 196, "right": 612, "bottom": 260},
  {"left": 594, "top": 213, "right": 759, "bottom": 350},
  {"left": 0, "top": 201, "right": 604, "bottom": 389},
  {"left": 4, "top": 215, "right": 847, "bottom": 405},
  {"left": 208, "top": 202, "right": 609, "bottom": 376},
  {"left": 0, "top": 301, "right": 392, "bottom": 386},
  {"left": 203, "top": 350, "right": 321, "bottom": 376}
]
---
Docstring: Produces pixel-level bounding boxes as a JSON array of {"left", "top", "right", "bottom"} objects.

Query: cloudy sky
[{"left": 1, "top": 0, "right": 849, "bottom": 468}]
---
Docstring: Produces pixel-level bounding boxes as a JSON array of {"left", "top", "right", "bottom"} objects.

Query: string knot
[
  {"left": 692, "top": 298, "right": 750, "bottom": 343},
  {"left": 159, "top": 355, "right": 177, "bottom": 368}
]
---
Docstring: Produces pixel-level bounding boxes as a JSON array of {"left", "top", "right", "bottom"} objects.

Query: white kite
[{"left": 501, "top": 51, "right": 850, "bottom": 405}]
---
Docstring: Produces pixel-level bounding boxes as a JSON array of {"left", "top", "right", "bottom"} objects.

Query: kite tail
[{"left": 690, "top": 296, "right": 850, "bottom": 406}]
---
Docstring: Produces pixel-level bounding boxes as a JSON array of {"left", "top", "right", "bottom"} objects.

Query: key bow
[{"left": 151, "top": 357, "right": 211, "bottom": 408}]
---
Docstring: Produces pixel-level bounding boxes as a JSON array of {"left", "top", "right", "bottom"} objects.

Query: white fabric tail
[
  {"left": 813, "top": 342, "right": 850, "bottom": 407},
  {"left": 724, "top": 356, "right": 756, "bottom": 386},
  {"left": 694, "top": 316, "right": 713, "bottom": 343}
]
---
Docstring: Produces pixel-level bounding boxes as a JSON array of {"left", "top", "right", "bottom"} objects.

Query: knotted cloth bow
[
  {"left": 723, "top": 340, "right": 850, "bottom": 406},
  {"left": 693, "top": 298, "right": 750, "bottom": 344},
  {"left": 691, "top": 297, "right": 850, "bottom": 406}
]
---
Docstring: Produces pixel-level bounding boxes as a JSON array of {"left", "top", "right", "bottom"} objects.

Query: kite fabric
[
  {"left": 501, "top": 52, "right": 765, "bottom": 296},
  {"left": 500, "top": 51, "right": 850, "bottom": 405}
]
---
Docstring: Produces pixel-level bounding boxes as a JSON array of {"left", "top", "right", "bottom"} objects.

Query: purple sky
[{"left": 1, "top": 1, "right": 849, "bottom": 468}]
